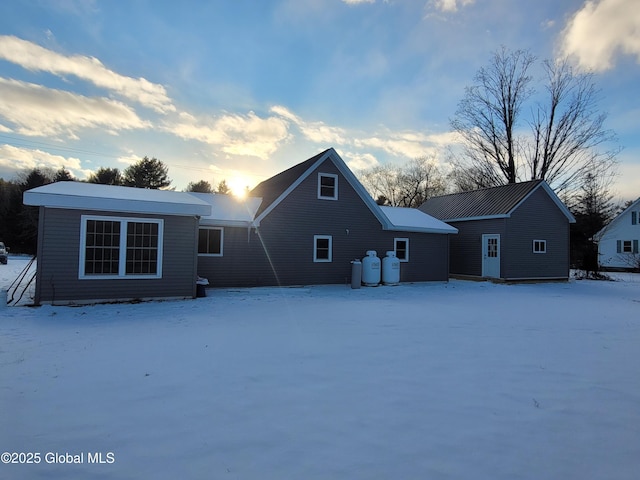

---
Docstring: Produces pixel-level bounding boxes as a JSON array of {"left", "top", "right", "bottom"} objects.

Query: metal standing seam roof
[{"left": 419, "top": 180, "right": 545, "bottom": 221}]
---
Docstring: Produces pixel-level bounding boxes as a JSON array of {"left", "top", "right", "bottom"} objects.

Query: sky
[{"left": 0, "top": 0, "right": 638, "bottom": 201}]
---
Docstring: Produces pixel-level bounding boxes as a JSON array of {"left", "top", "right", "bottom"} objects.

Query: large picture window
[
  {"left": 80, "top": 216, "right": 163, "bottom": 279},
  {"left": 198, "top": 227, "right": 223, "bottom": 256}
]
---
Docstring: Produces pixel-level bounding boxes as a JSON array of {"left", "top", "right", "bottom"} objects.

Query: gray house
[
  {"left": 197, "top": 148, "right": 457, "bottom": 287},
  {"left": 23, "top": 149, "right": 456, "bottom": 304},
  {"left": 419, "top": 180, "right": 576, "bottom": 281},
  {"left": 23, "top": 182, "right": 211, "bottom": 305}
]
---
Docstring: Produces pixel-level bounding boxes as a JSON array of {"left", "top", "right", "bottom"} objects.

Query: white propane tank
[
  {"left": 382, "top": 251, "right": 400, "bottom": 285},
  {"left": 361, "top": 250, "right": 381, "bottom": 286}
]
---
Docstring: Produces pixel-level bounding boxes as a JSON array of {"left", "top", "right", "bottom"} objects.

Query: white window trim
[
  {"left": 198, "top": 227, "right": 224, "bottom": 257},
  {"left": 317, "top": 173, "right": 338, "bottom": 200},
  {"left": 313, "top": 235, "right": 333, "bottom": 262},
  {"left": 394, "top": 237, "right": 409, "bottom": 262},
  {"left": 79, "top": 215, "right": 164, "bottom": 280},
  {"left": 533, "top": 239, "right": 547, "bottom": 254},
  {"left": 622, "top": 240, "right": 633, "bottom": 253}
]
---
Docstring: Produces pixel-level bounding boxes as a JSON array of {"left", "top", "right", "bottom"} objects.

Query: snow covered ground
[{"left": 1, "top": 256, "right": 639, "bottom": 479}]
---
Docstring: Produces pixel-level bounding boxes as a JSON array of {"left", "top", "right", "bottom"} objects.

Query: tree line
[{"left": 0, "top": 156, "right": 231, "bottom": 254}]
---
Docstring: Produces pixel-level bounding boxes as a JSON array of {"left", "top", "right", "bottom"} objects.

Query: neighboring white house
[{"left": 594, "top": 197, "right": 640, "bottom": 271}]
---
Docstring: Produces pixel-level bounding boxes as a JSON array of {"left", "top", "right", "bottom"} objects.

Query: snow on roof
[
  {"left": 379, "top": 206, "right": 458, "bottom": 234},
  {"left": 189, "top": 192, "right": 262, "bottom": 227},
  {"left": 23, "top": 182, "right": 212, "bottom": 217}
]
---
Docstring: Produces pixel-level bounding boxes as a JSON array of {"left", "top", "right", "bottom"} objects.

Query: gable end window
[
  {"left": 314, "top": 235, "right": 332, "bottom": 262},
  {"left": 198, "top": 227, "right": 223, "bottom": 256},
  {"left": 318, "top": 173, "right": 338, "bottom": 200},
  {"left": 533, "top": 239, "right": 547, "bottom": 254},
  {"left": 632, "top": 211, "right": 638, "bottom": 225},
  {"left": 80, "top": 216, "right": 163, "bottom": 279},
  {"left": 394, "top": 238, "right": 409, "bottom": 262}
]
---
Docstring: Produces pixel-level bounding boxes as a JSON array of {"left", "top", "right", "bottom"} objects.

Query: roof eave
[{"left": 23, "top": 191, "right": 211, "bottom": 217}]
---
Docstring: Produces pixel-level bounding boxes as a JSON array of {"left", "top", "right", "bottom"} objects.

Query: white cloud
[
  {"left": 271, "top": 105, "right": 347, "bottom": 144},
  {"left": 0, "top": 35, "right": 175, "bottom": 113},
  {"left": 167, "top": 111, "right": 291, "bottom": 160},
  {"left": 429, "top": 0, "right": 475, "bottom": 13},
  {"left": 559, "top": 0, "right": 640, "bottom": 71},
  {"left": 354, "top": 130, "right": 452, "bottom": 159},
  {"left": 342, "top": 0, "right": 375, "bottom": 4},
  {"left": 344, "top": 151, "right": 380, "bottom": 171},
  {"left": 0, "top": 77, "right": 150, "bottom": 138},
  {"left": 0, "top": 143, "right": 89, "bottom": 178}
]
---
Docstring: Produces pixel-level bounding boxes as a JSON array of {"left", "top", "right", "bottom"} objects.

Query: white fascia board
[{"left": 23, "top": 190, "right": 211, "bottom": 217}]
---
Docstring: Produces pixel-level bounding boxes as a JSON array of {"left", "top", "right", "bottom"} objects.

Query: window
[
  {"left": 394, "top": 238, "right": 409, "bottom": 262},
  {"left": 318, "top": 173, "right": 338, "bottom": 200},
  {"left": 618, "top": 240, "right": 639, "bottom": 254},
  {"left": 80, "top": 216, "right": 163, "bottom": 279},
  {"left": 314, "top": 235, "right": 332, "bottom": 262},
  {"left": 533, "top": 239, "right": 547, "bottom": 254},
  {"left": 198, "top": 227, "right": 223, "bottom": 256},
  {"left": 632, "top": 211, "right": 638, "bottom": 225}
]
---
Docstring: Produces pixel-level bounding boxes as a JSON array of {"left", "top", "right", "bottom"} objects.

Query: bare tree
[
  {"left": 358, "top": 156, "right": 447, "bottom": 208},
  {"left": 451, "top": 46, "right": 536, "bottom": 186},
  {"left": 527, "top": 58, "right": 619, "bottom": 195},
  {"left": 450, "top": 47, "right": 618, "bottom": 195}
]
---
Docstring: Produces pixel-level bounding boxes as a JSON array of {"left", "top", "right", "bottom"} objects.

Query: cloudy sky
[{"left": 0, "top": 0, "right": 638, "bottom": 200}]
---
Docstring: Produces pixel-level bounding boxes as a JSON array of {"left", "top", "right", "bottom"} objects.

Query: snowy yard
[{"left": 1, "top": 256, "right": 640, "bottom": 479}]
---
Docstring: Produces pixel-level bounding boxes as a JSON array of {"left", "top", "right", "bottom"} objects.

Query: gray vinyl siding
[
  {"left": 448, "top": 218, "right": 506, "bottom": 277},
  {"left": 447, "top": 187, "right": 570, "bottom": 280},
  {"left": 197, "top": 158, "right": 449, "bottom": 286},
  {"left": 504, "top": 187, "right": 570, "bottom": 279},
  {"left": 35, "top": 208, "right": 198, "bottom": 304}
]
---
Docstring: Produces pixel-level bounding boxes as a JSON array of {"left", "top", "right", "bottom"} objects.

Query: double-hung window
[
  {"left": 314, "top": 235, "right": 332, "bottom": 262},
  {"left": 317, "top": 173, "right": 338, "bottom": 200},
  {"left": 198, "top": 227, "right": 223, "bottom": 256},
  {"left": 618, "top": 240, "right": 639, "bottom": 254},
  {"left": 80, "top": 216, "right": 163, "bottom": 279},
  {"left": 394, "top": 238, "right": 409, "bottom": 262}
]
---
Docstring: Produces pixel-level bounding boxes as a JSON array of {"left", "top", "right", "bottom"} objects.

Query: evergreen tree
[
  {"left": 122, "top": 157, "right": 171, "bottom": 189},
  {"left": 186, "top": 180, "right": 213, "bottom": 193},
  {"left": 87, "top": 167, "right": 123, "bottom": 185}
]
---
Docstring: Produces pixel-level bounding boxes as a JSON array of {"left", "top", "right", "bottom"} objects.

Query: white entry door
[{"left": 482, "top": 234, "right": 500, "bottom": 278}]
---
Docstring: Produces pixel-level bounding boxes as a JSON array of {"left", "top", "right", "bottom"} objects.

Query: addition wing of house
[{"left": 250, "top": 148, "right": 393, "bottom": 230}]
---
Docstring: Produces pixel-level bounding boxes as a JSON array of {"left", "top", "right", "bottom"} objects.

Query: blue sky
[{"left": 0, "top": 0, "right": 638, "bottom": 200}]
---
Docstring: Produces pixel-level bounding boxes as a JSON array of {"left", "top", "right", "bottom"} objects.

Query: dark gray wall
[
  {"left": 35, "top": 208, "right": 199, "bottom": 304},
  {"left": 503, "top": 187, "right": 570, "bottom": 279},
  {"left": 447, "top": 187, "right": 570, "bottom": 280},
  {"left": 448, "top": 218, "right": 506, "bottom": 277},
  {"left": 198, "top": 158, "right": 450, "bottom": 287}
]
